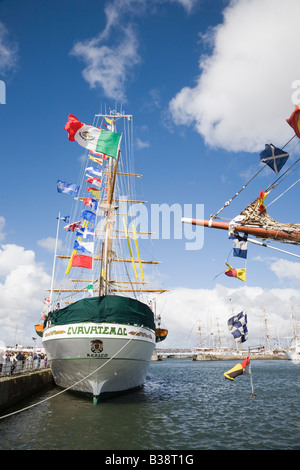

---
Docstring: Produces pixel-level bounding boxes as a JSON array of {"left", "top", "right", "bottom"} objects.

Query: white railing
[{"left": 0, "top": 359, "right": 48, "bottom": 376}]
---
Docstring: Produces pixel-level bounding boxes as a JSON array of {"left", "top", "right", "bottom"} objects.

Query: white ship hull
[
  {"left": 43, "top": 321, "right": 156, "bottom": 402},
  {"left": 284, "top": 342, "right": 300, "bottom": 363}
]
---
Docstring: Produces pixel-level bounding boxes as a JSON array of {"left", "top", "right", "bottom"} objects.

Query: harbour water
[{"left": 0, "top": 358, "right": 299, "bottom": 451}]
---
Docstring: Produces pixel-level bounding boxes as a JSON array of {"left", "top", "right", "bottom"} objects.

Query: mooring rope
[{"left": 0, "top": 325, "right": 145, "bottom": 420}]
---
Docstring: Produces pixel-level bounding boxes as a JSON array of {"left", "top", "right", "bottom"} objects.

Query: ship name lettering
[{"left": 67, "top": 326, "right": 127, "bottom": 336}]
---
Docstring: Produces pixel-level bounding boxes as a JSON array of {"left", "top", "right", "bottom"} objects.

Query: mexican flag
[{"left": 64, "top": 114, "right": 122, "bottom": 159}]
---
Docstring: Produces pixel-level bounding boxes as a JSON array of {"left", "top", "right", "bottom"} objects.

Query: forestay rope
[{"left": 211, "top": 135, "right": 300, "bottom": 220}]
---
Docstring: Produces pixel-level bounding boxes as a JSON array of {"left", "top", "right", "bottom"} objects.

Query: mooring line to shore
[{"left": 0, "top": 329, "right": 143, "bottom": 420}]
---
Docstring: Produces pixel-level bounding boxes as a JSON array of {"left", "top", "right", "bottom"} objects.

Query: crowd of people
[{"left": 0, "top": 349, "right": 48, "bottom": 376}]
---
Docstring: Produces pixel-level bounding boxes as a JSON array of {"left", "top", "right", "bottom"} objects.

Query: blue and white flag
[
  {"left": 73, "top": 239, "right": 94, "bottom": 254},
  {"left": 77, "top": 227, "right": 95, "bottom": 240},
  {"left": 230, "top": 232, "right": 248, "bottom": 259},
  {"left": 80, "top": 209, "right": 96, "bottom": 224},
  {"left": 85, "top": 166, "right": 102, "bottom": 178},
  {"left": 57, "top": 180, "right": 80, "bottom": 196},
  {"left": 227, "top": 311, "right": 248, "bottom": 343},
  {"left": 57, "top": 215, "right": 70, "bottom": 223}
]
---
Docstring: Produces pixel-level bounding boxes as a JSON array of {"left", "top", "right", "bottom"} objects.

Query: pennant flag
[
  {"left": 89, "top": 155, "right": 103, "bottom": 165},
  {"left": 85, "top": 176, "right": 102, "bottom": 188},
  {"left": 257, "top": 190, "right": 269, "bottom": 213},
  {"left": 89, "top": 149, "right": 108, "bottom": 159},
  {"left": 71, "top": 254, "right": 93, "bottom": 269},
  {"left": 87, "top": 187, "right": 100, "bottom": 197},
  {"left": 64, "top": 220, "right": 82, "bottom": 232},
  {"left": 259, "top": 144, "right": 289, "bottom": 174},
  {"left": 64, "top": 114, "right": 122, "bottom": 159},
  {"left": 125, "top": 115, "right": 132, "bottom": 121},
  {"left": 230, "top": 232, "right": 248, "bottom": 259},
  {"left": 77, "top": 227, "right": 95, "bottom": 240},
  {"left": 224, "top": 356, "right": 250, "bottom": 381},
  {"left": 225, "top": 262, "right": 246, "bottom": 282},
  {"left": 86, "top": 166, "right": 102, "bottom": 178},
  {"left": 57, "top": 180, "right": 80, "bottom": 196},
  {"left": 227, "top": 311, "right": 248, "bottom": 343},
  {"left": 104, "top": 117, "right": 112, "bottom": 131},
  {"left": 286, "top": 105, "right": 300, "bottom": 138},
  {"left": 84, "top": 198, "right": 98, "bottom": 211},
  {"left": 80, "top": 209, "right": 96, "bottom": 224},
  {"left": 73, "top": 239, "right": 94, "bottom": 254}
]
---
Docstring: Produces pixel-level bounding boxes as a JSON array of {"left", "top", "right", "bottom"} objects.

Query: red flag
[
  {"left": 84, "top": 198, "right": 93, "bottom": 207},
  {"left": 286, "top": 105, "right": 300, "bottom": 138},
  {"left": 85, "top": 176, "right": 101, "bottom": 187},
  {"left": 257, "top": 190, "right": 268, "bottom": 213},
  {"left": 71, "top": 254, "right": 93, "bottom": 269},
  {"left": 64, "top": 220, "right": 82, "bottom": 232},
  {"left": 64, "top": 114, "right": 84, "bottom": 141}
]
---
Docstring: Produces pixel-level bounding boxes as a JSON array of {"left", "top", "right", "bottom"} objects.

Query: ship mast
[{"left": 99, "top": 113, "right": 120, "bottom": 296}]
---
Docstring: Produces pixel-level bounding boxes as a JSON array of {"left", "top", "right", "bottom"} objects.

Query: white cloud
[
  {"left": 37, "top": 237, "right": 63, "bottom": 253},
  {"left": 0, "top": 244, "right": 35, "bottom": 277},
  {"left": 71, "top": 25, "right": 140, "bottom": 102},
  {"left": 136, "top": 137, "right": 150, "bottom": 149},
  {"left": 269, "top": 258, "right": 300, "bottom": 281},
  {"left": 71, "top": 0, "right": 200, "bottom": 101},
  {"left": 0, "top": 21, "right": 18, "bottom": 75},
  {"left": 169, "top": 0, "right": 300, "bottom": 152},
  {"left": 0, "top": 244, "right": 51, "bottom": 347},
  {"left": 157, "top": 284, "right": 297, "bottom": 349}
]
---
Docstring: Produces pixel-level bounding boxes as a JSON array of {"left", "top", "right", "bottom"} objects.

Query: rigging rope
[
  {"left": 211, "top": 165, "right": 266, "bottom": 219},
  {"left": 211, "top": 135, "right": 300, "bottom": 219}
]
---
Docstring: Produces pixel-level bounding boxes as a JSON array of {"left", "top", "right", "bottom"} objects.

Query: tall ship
[
  {"left": 37, "top": 111, "right": 167, "bottom": 404},
  {"left": 284, "top": 302, "right": 300, "bottom": 363}
]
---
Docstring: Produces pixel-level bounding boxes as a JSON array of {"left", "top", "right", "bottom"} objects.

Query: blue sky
[{"left": 1, "top": 0, "right": 300, "bottom": 348}]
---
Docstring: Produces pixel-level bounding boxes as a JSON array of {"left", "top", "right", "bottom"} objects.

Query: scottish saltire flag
[
  {"left": 57, "top": 180, "right": 80, "bottom": 196},
  {"left": 80, "top": 209, "right": 96, "bottom": 224},
  {"left": 230, "top": 232, "right": 248, "bottom": 258},
  {"left": 64, "top": 114, "right": 122, "bottom": 159},
  {"left": 259, "top": 143, "right": 289, "bottom": 174},
  {"left": 224, "top": 356, "right": 250, "bottom": 381},
  {"left": 73, "top": 239, "right": 94, "bottom": 254},
  {"left": 227, "top": 311, "right": 248, "bottom": 343},
  {"left": 77, "top": 227, "right": 95, "bottom": 240}
]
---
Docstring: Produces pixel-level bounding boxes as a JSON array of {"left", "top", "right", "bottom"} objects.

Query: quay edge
[{"left": 0, "top": 369, "right": 54, "bottom": 414}]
